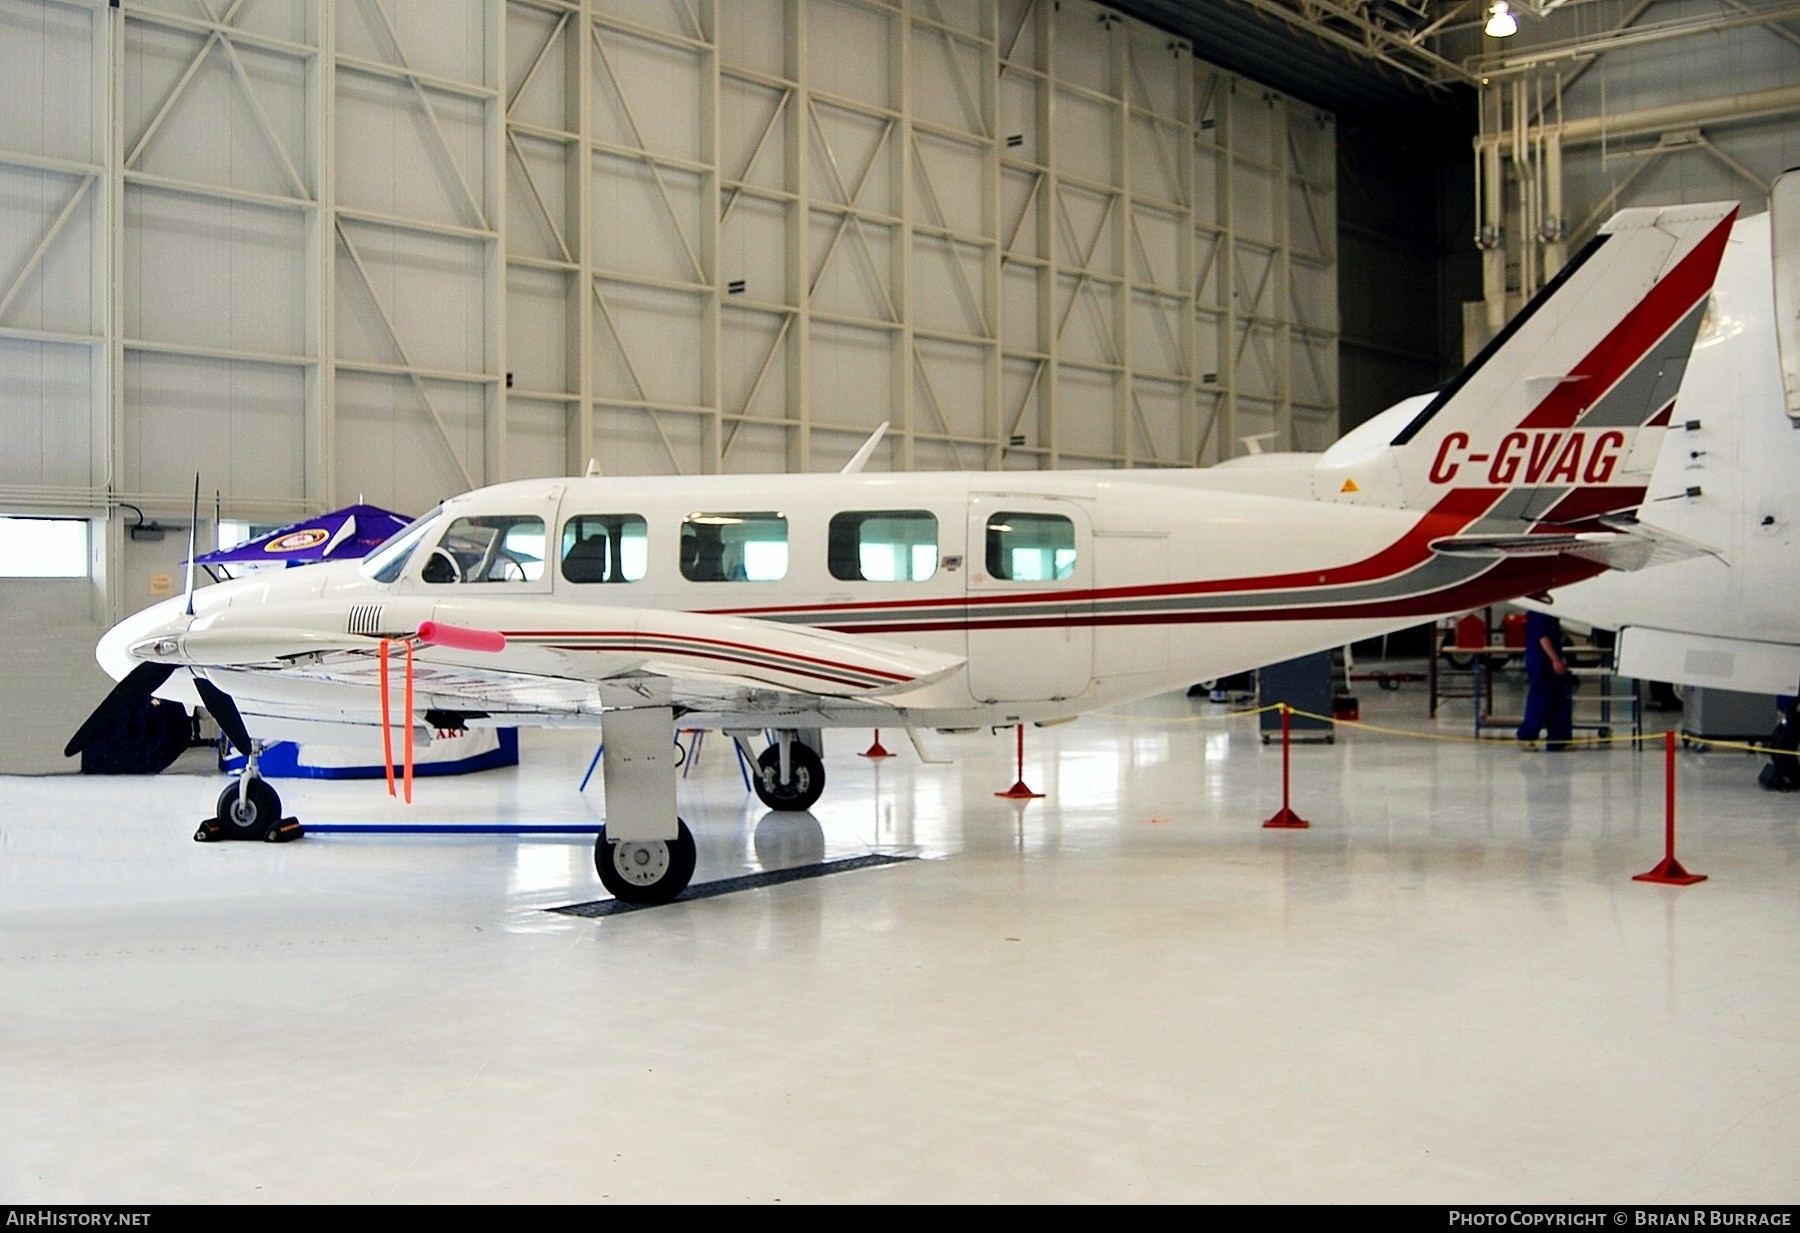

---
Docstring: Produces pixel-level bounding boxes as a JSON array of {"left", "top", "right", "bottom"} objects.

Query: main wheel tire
[
  {"left": 594, "top": 819, "right": 697, "bottom": 904},
  {"left": 215, "top": 778, "right": 282, "bottom": 840},
  {"left": 1769, "top": 705, "right": 1800, "bottom": 788},
  {"left": 754, "top": 742, "right": 825, "bottom": 812}
]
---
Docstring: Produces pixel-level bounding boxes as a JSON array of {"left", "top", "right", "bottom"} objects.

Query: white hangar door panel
[{"left": 965, "top": 495, "right": 1093, "bottom": 704}]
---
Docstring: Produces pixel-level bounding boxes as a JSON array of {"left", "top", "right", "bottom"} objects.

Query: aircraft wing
[
  {"left": 1429, "top": 518, "right": 1722, "bottom": 573},
  {"left": 125, "top": 601, "right": 967, "bottom": 722}
]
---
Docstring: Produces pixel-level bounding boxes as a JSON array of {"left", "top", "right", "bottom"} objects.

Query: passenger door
[{"left": 965, "top": 494, "right": 1093, "bottom": 703}]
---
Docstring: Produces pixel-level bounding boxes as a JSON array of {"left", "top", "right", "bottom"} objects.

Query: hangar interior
[{"left": 3, "top": 0, "right": 1799, "bottom": 1204}]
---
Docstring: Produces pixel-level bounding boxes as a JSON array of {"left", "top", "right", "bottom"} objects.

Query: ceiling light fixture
[{"left": 1485, "top": 1, "right": 1519, "bottom": 37}]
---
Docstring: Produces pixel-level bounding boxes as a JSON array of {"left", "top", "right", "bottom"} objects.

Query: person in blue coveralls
[{"left": 1516, "top": 610, "right": 1573, "bottom": 750}]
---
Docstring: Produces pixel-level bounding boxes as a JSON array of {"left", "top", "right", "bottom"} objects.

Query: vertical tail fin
[{"left": 1325, "top": 202, "right": 1737, "bottom": 535}]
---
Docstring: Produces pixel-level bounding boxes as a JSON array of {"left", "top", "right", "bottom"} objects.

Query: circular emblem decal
[{"left": 265, "top": 528, "right": 330, "bottom": 553}]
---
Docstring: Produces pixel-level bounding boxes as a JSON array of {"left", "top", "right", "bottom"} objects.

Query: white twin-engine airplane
[{"left": 68, "top": 201, "right": 1736, "bottom": 903}]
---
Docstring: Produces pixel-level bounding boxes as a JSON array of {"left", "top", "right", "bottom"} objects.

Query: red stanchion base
[
  {"left": 1262, "top": 807, "right": 1310, "bottom": 830},
  {"left": 996, "top": 780, "right": 1045, "bottom": 800},
  {"left": 860, "top": 735, "right": 895, "bottom": 759},
  {"left": 1633, "top": 857, "right": 1707, "bottom": 886}
]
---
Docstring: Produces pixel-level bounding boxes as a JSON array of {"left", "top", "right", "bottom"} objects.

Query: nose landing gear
[{"left": 196, "top": 742, "right": 303, "bottom": 843}]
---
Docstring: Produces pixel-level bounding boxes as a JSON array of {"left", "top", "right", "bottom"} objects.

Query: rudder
[{"left": 1388, "top": 201, "right": 1737, "bottom": 531}]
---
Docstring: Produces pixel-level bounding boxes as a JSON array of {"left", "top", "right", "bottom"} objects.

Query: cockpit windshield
[{"left": 360, "top": 506, "right": 443, "bottom": 583}]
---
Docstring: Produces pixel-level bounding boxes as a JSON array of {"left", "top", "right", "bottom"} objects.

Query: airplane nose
[{"left": 96, "top": 595, "right": 192, "bottom": 683}]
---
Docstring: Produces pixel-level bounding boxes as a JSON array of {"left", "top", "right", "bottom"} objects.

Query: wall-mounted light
[{"left": 1484, "top": 1, "right": 1519, "bottom": 37}]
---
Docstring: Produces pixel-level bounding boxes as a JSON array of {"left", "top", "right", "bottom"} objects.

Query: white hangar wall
[
  {"left": 0, "top": 0, "right": 1336, "bottom": 772},
  {"left": 1467, "top": 0, "right": 1800, "bottom": 339},
  {"left": 529, "top": 0, "right": 1339, "bottom": 476}
]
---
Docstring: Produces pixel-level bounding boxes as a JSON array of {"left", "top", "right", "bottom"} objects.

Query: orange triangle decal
[{"left": 1340, "top": 478, "right": 1360, "bottom": 493}]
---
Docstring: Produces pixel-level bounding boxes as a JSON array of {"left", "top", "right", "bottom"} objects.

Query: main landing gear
[
  {"left": 196, "top": 742, "right": 302, "bottom": 843},
  {"left": 752, "top": 730, "right": 826, "bottom": 812},
  {"left": 589, "top": 694, "right": 697, "bottom": 905},
  {"left": 587, "top": 717, "right": 829, "bottom": 905},
  {"left": 593, "top": 818, "right": 698, "bottom": 904}
]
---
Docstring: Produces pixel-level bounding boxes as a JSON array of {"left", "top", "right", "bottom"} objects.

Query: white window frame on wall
[{"left": 0, "top": 516, "right": 90, "bottom": 578}]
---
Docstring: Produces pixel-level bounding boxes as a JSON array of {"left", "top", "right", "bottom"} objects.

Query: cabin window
[
  {"left": 828, "top": 510, "right": 938, "bottom": 582},
  {"left": 561, "top": 514, "right": 647, "bottom": 584},
  {"left": 681, "top": 512, "right": 787, "bottom": 582},
  {"left": 362, "top": 508, "right": 441, "bottom": 583},
  {"left": 985, "top": 512, "right": 1075, "bottom": 581},
  {"left": 421, "top": 515, "right": 546, "bottom": 584}
]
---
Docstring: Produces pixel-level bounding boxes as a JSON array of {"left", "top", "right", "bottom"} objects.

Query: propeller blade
[
  {"left": 193, "top": 677, "right": 253, "bottom": 757},
  {"left": 64, "top": 661, "right": 177, "bottom": 757},
  {"left": 184, "top": 474, "right": 200, "bottom": 615}
]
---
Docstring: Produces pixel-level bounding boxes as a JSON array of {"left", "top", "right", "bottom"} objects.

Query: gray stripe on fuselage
[{"left": 744, "top": 490, "right": 1560, "bottom": 626}]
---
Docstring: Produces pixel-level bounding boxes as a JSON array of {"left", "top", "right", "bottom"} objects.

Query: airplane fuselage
[
  {"left": 73, "top": 199, "right": 1735, "bottom": 898},
  {"left": 110, "top": 467, "right": 1611, "bottom": 743}
]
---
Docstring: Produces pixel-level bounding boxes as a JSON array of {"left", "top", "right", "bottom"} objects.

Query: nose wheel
[
  {"left": 197, "top": 742, "right": 303, "bottom": 843},
  {"left": 215, "top": 777, "right": 282, "bottom": 840}
]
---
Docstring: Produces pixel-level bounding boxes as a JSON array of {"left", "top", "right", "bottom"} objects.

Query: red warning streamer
[{"left": 378, "top": 637, "right": 416, "bottom": 804}]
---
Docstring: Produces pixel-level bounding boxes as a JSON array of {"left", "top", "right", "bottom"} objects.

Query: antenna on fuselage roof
[
  {"left": 584, "top": 458, "right": 601, "bottom": 477},
  {"left": 841, "top": 422, "right": 889, "bottom": 473}
]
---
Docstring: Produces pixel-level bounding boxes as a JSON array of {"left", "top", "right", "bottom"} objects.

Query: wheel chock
[
  {"left": 193, "top": 816, "right": 304, "bottom": 843},
  {"left": 264, "top": 818, "right": 304, "bottom": 843}
]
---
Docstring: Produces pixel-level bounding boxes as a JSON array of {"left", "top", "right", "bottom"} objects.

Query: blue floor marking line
[
  {"left": 551, "top": 852, "right": 917, "bottom": 916},
  {"left": 303, "top": 824, "right": 604, "bottom": 835}
]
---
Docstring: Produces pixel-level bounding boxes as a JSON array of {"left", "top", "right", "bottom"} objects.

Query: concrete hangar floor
[{"left": 2, "top": 669, "right": 1796, "bottom": 1205}]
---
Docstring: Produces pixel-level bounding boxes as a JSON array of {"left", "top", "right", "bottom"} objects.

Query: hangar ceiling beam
[
  {"left": 1223, "top": 0, "right": 1477, "bottom": 87},
  {"left": 1474, "top": 1, "right": 1800, "bottom": 73},
  {"left": 1492, "top": 83, "right": 1800, "bottom": 152},
  {"left": 1469, "top": 0, "right": 1800, "bottom": 358}
]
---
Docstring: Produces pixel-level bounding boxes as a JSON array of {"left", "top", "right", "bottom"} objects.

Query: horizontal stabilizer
[{"left": 1430, "top": 518, "right": 1720, "bottom": 573}]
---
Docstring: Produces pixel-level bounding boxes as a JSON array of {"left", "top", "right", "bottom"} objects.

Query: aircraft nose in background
[{"left": 95, "top": 594, "right": 193, "bottom": 683}]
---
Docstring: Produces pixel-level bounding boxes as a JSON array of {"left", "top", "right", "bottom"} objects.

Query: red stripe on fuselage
[
  {"left": 822, "top": 556, "right": 1611, "bottom": 635},
  {"left": 500, "top": 629, "right": 912, "bottom": 682},
  {"left": 540, "top": 641, "right": 892, "bottom": 689}
]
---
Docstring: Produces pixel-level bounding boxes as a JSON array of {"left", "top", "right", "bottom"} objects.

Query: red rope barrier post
[
  {"left": 1634, "top": 729, "right": 1705, "bottom": 885},
  {"left": 860, "top": 728, "right": 895, "bottom": 759},
  {"left": 996, "top": 723, "right": 1045, "bottom": 799},
  {"left": 1263, "top": 704, "right": 1310, "bottom": 829}
]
